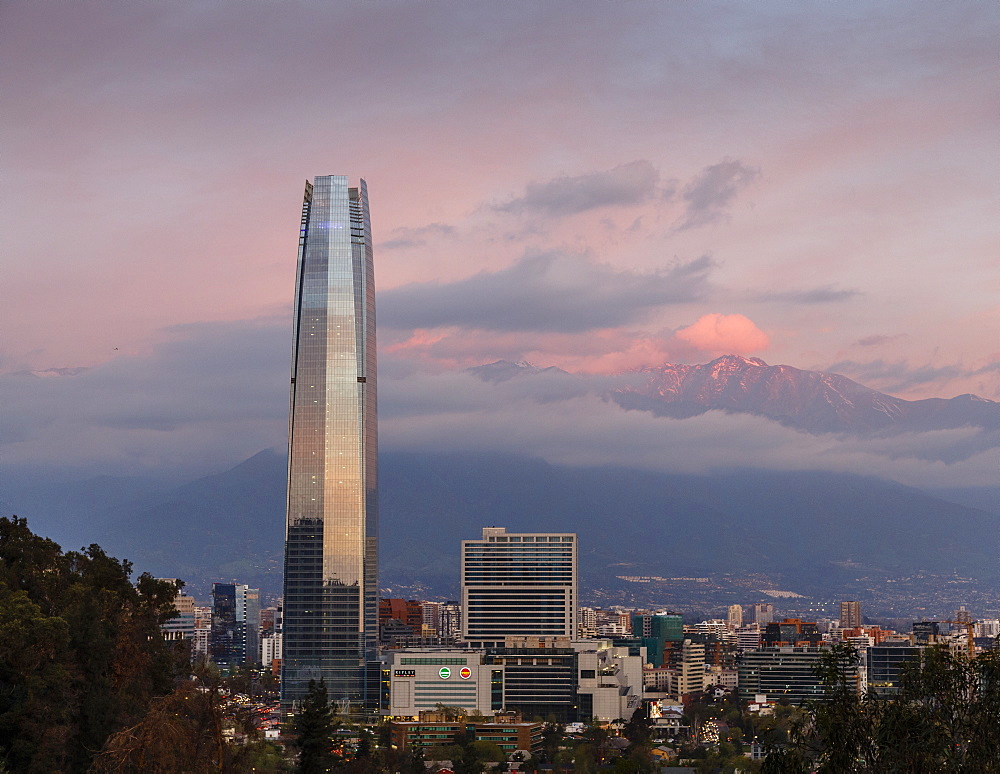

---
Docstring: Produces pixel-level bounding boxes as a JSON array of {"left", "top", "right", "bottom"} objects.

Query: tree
[
  {"left": 90, "top": 669, "right": 286, "bottom": 774},
  {"left": 469, "top": 740, "right": 505, "bottom": 763},
  {"left": 764, "top": 642, "right": 1000, "bottom": 773},
  {"left": 540, "top": 721, "right": 562, "bottom": 762},
  {"left": 453, "top": 737, "right": 485, "bottom": 774},
  {"left": 401, "top": 745, "right": 426, "bottom": 774},
  {"left": 0, "top": 516, "right": 183, "bottom": 773},
  {"left": 295, "top": 679, "right": 338, "bottom": 774}
]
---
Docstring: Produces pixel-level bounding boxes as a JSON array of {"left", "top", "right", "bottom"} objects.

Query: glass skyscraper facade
[{"left": 281, "top": 176, "right": 379, "bottom": 707}]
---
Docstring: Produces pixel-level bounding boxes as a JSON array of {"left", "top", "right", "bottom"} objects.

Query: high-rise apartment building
[
  {"left": 159, "top": 579, "right": 196, "bottom": 645},
  {"left": 238, "top": 585, "right": 261, "bottom": 665},
  {"left": 461, "top": 527, "right": 577, "bottom": 648},
  {"left": 281, "top": 176, "right": 379, "bottom": 706},
  {"left": 736, "top": 623, "right": 762, "bottom": 653},
  {"left": 727, "top": 604, "right": 743, "bottom": 628},
  {"left": 840, "top": 601, "right": 862, "bottom": 629},
  {"left": 751, "top": 603, "right": 774, "bottom": 625},
  {"left": 192, "top": 606, "right": 211, "bottom": 662}
]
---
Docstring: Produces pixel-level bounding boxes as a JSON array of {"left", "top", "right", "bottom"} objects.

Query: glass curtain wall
[{"left": 282, "top": 176, "right": 378, "bottom": 707}]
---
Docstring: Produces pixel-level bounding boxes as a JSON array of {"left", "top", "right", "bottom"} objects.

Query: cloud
[
  {"left": 384, "top": 325, "right": 686, "bottom": 375},
  {"left": 495, "top": 161, "right": 664, "bottom": 217},
  {"left": 4, "top": 314, "right": 999, "bottom": 493},
  {"left": 758, "top": 285, "right": 862, "bottom": 304},
  {"left": 827, "top": 358, "right": 965, "bottom": 392},
  {"left": 674, "top": 313, "right": 770, "bottom": 355},
  {"left": 379, "top": 252, "right": 715, "bottom": 333},
  {"left": 379, "top": 369, "right": 1000, "bottom": 489},
  {"left": 381, "top": 310, "right": 773, "bottom": 376},
  {"left": 677, "top": 159, "right": 759, "bottom": 229},
  {"left": 854, "top": 334, "right": 907, "bottom": 347},
  {"left": 379, "top": 222, "right": 454, "bottom": 250},
  {"left": 1, "top": 317, "right": 290, "bottom": 480}
]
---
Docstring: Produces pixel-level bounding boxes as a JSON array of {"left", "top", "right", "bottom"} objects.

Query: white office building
[{"left": 461, "top": 527, "right": 577, "bottom": 648}]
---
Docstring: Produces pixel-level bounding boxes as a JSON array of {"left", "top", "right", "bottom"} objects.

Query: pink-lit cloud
[{"left": 674, "top": 314, "right": 770, "bottom": 356}]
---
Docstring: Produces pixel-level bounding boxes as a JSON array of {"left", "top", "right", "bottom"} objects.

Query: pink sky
[{"left": 3, "top": 1, "right": 999, "bottom": 481}]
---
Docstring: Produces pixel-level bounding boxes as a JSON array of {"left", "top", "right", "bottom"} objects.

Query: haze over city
[{"left": 3, "top": 1, "right": 998, "bottom": 497}]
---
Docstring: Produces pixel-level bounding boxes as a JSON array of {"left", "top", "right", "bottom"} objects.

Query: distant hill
[{"left": 7, "top": 449, "right": 999, "bottom": 602}]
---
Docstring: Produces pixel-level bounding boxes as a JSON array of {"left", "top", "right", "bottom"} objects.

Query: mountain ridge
[
  {"left": 7, "top": 449, "right": 999, "bottom": 605},
  {"left": 472, "top": 355, "right": 1000, "bottom": 435}
]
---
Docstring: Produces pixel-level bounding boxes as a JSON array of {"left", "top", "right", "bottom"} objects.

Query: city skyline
[
  {"left": 281, "top": 176, "right": 379, "bottom": 706},
  {"left": 3, "top": 3, "right": 998, "bottom": 500}
]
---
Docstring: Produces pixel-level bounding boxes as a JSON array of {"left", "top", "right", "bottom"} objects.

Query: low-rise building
[
  {"left": 384, "top": 649, "right": 497, "bottom": 717},
  {"left": 388, "top": 711, "right": 543, "bottom": 755},
  {"left": 384, "top": 639, "right": 645, "bottom": 723}
]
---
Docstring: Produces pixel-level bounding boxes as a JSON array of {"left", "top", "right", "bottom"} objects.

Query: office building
[
  {"left": 666, "top": 639, "right": 706, "bottom": 700},
  {"left": 840, "top": 601, "right": 862, "bottom": 629},
  {"left": 867, "top": 643, "right": 923, "bottom": 697},
  {"left": 384, "top": 639, "right": 643, "bottom": 723},
  {"left": 913, "top": 621, "right": 941, "bottom": 644},
  {"left": 763, "top": 619, "right": 822, "bottom": 647},
  {"left": 379, "top": 599, "right": 423, "bottom": 633},
  {"left": 574, "top": 642, "right": 645, "bottom": 721},
  {"left": 282, "top": 176, "right": 379, "bottom": 706},
  {"left": 461, "top": 527, "right": 577, "bottom": 648},
  {"left": 385, "top": 649, "right": 500, "bottom": 716},
  {"left": 485, "top": 639, "right": 579, "bottom": 722},
  {"left": 209, "top": 582, "right": 260, "bottom": 666},
  {"left": 631, "top": 613, "right": 683, "bottom": 667},
  {"left": 739, "top": 647, "right": 856, "bottom": 705},
  {"left": 727, "top": 604, "right": 743, "bottom": 628},
  {"left": 211, "top": 583, "right": 240, "bottom": 667},
  {"left": 389, "top": 713, "right": 543, "bottom": 756},
  {"left": 418, "top": 600, "right": 461, "bottom": 643}
]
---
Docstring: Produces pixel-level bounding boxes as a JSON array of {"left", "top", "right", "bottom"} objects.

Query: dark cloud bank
[{"left": 379, "top": 252, "right": 714, "bottom": 332}]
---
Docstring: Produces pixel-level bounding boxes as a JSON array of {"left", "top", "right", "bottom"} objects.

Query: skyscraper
[
  {"left": 281, "top": 176, "right": 379, "bottom": 707},
  {"left": 751, "top": 602, "right": 775, "bottom": 626},
  {"left": 840, "top": 600, "right": 862, "bottom": 629},
  {"left": 461, "top": 527, "right": 577, "bottom": 648},
  {"left": 210, "top": 583, "right": 239, "bottom": 667}
]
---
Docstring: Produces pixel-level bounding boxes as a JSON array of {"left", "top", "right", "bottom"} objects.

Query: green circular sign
[{"left": 439, "top": 667, "right": 451, "bottom": 679}]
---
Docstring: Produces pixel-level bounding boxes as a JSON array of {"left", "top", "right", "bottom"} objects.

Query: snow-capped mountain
[{"left": 614, "top": 355, "right": 1000, "bottom": 434}]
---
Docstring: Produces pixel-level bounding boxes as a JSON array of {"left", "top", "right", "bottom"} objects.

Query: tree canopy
[
  {"left": 0, "top": 516, "right": 184, "bottom": 772},
  {"left": 763, "top": 642, "right": 1000, "bottom": 773}
]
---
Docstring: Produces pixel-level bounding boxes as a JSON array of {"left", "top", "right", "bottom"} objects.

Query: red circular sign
[{"left": 460, "top": 667, "right": 472, "bottom": 679}]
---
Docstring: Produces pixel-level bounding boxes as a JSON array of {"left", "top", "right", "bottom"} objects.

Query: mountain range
[
  {"left": 7, "top": 447, "right": 999, "bottom": 605},
  {"left": 474, "top": 354, "right": 1000, "bottom": 435},
  {"left": 5, "top": 356, "right": 999, "bottom": 608}
]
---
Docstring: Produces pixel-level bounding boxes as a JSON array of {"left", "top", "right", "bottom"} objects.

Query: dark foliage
[
  {"left": 90, "top": 666, "right": 285, "bottom": 773},
  {"left": 294, "top": 679, "right": 338, "bottom": 774},
  {"left": 765, "top": 642, "right": 1000, "bottom": 773},
  {"left": 0, "top": 516, "right": 184, "bottom": 772}
]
